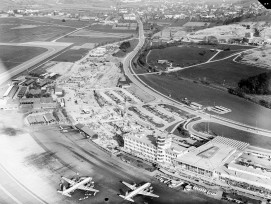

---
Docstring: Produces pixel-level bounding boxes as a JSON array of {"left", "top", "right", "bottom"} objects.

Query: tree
[{"left": 253, "top": 28, "right": 260, "bottom": 37}]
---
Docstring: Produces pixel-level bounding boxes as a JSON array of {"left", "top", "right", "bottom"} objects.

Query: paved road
[
  {"left": 122, "top": 16, "right": 271, "bottom": 141},
  {"left": 0, "top": 42, "right": 73, "bottom": 85}
]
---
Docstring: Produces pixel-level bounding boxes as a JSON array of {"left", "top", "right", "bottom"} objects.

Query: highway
[{"left": 122, "top": 16, "right": 271, "bottom": 140}]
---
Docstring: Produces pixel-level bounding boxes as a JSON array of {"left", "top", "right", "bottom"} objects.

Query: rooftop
[
  {"left": 177, "top": 136, "right": 246, "bottom": 171},
  {"left": 124, "top": 133, "right": 157, "bottom": 147}
]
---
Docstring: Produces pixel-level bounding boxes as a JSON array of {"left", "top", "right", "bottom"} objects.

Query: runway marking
[{"left": 0, "top": 184, "right": 23, "bottom": 204}]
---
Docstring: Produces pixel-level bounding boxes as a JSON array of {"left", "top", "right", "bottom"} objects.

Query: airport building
[
  {"left": 123, "top": 132, "right": 189, "bottom": 164},
  {"left": 124, "top": 133, "right": 271, "bottom": 199}
]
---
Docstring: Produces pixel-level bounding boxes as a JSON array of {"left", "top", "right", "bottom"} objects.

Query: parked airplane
[
  {"left": 119, "top": 181, "right": 159, "bottom": 202},
  {"left": 58, "top": 176, "right": 99, "bottom": 197}
]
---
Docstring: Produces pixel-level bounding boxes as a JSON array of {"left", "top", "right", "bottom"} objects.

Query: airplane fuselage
[
  {"left": 62, "top": 177, "right": 91, "bottom": 195},
  {"left": 125, "top": 182, "right": 151, "bottom": 199}
]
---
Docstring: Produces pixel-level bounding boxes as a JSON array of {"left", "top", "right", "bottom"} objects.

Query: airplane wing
[
  {"left": 122, "top": 181, "right": 137, "bottom": 190},
  {"left": 62, "top": 177, "right": 76, "bottom": 186},
  {"left": 119, "top": 194, "right": 134, "bottom": 202},
  {"left": 138, "top": 191, "right": 159, "bottom": 198},
  {"left": 77, "top": 185, "right": 99, "bottom": 192}
]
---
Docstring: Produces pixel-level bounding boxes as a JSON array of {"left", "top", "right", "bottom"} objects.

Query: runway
[
  {"left": 0, "top": 163, "right": 46, "bottom": 204},
  {"left": 0, "top": 41, "right": 73, "bottom": 85}
]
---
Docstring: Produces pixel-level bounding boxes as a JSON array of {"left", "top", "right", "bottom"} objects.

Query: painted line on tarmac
[{"left": 0, "top": 184, "right": 23, "bottom": 204}]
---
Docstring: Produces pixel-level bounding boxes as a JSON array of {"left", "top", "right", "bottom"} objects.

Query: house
[{"left": 55, "top": 88, "right": 63, "bottom": 96}]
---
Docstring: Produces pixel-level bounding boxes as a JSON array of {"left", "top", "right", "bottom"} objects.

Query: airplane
[
  {"left": 119, "top": 181, "right": 159, "bottom": 202},
  {"left": 57, "top": 176, "right": 99, "bottom": 197}
]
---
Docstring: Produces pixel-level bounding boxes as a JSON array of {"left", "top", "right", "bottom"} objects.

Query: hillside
[{"left": 238, "top": 72, "right": 271, "bottom": 95}]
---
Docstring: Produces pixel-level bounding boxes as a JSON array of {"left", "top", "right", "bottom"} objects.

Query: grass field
[
  {"left": 138, "top": 74, "right": 271, "bottom": 130},
  {"left": 210, "top": 50, "right": 245, "bottom": 61},
  {"left": 147, "top": 45, "right": 215, "bottom": 68},
  {"left": 57, "top": 36, "right": 128, "bottom": 46},
  {"left": 0, "top": 45, "right": 48, "bottom": 72},
  {"left": 0, "top": 24, "right": 74, "bottom": 43},
  {"left": 90, "top": 24, "right": 137, "bottom": 33},
  {"left": 23, "top": 17, "right": 93, "bottom": 28},
  {"left": 178, "top": 56, "right": 266, "bottom": 87},
  {"left": 193, "top": 122, "right": 271, "bottom": 149},
  {"left": 52, "top": 48, "right": 89, "bottom": 62},
  {"left": 71, "top": 29, "right": 133, "bottom": 38}
]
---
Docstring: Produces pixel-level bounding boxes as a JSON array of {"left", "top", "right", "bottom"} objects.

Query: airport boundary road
[{"left": 122, "top": 16, "right": 271, "bottom": 139}]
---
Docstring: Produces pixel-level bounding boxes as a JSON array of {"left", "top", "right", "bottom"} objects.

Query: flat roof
[
  {"left": 220, "top": 166, "right": 271, "bottom": 190},
  {"left": 239, "top": 152, "right": 271, "bottom": 170},
  {"left": 177, "top": 137, "right": 247, "bottom": 171},
  {"left": 35, "top": 115, "right": 45, "bottom": 123},
  {"left": 27, "top": 116, "right": 36, "bottom": 124},
  {"left": 44, "top": 113, "right": 55, "bottom": 122},
  {"left": 166, "top": 142, "right": 188, "bottom": 154},
  {"left": 177, "top": 142, "right": 237, "bottom": 171},
  {"left": 75, "top": 124, "right": 97, "bottom": 137},
  {"left": 124, "top": 133, "right": 157, "bottom": 147}
]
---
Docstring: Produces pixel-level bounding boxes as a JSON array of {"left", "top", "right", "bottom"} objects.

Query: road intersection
[{"left": 122, "top": 16, "right": 271, "bottom": 140}]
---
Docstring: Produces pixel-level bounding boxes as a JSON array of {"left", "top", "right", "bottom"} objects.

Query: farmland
[
  {"left": 0, "top": 45, "right": 47, "bottom": 72},
  {"left": 178, "top": 55, "right": 266, "bottom": 87},
  {"left": 147, "top": 45, "right": 215, "bottom": 68},
  {"left": 138, "top": 74, "right": 271, "bottom": 130},
  {"left": 193, "top": 122, "right": 271, "bottom": 149}
]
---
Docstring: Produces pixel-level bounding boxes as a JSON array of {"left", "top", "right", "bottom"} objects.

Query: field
[
  {"left": 194, "top": 122, "right": 271, "bottom": 149},
  {"left": 138, "top": 74, "right": 271, "bottom": 130},
  {"left": 71, "top": 29, "right": 133, "bottom": 38},
  {"left": 210, "top": 50, "right": 245, "bottom": 61},
  {"left": 52, "top": 48, "right": 89, "bottom": 62},
  {"left": 147, "top": 45, "right": 215, "bottom": 68},
  {"left": 0, "top": 20, "right": 75, "bottom": 43},
  {"left": 178, "top": 56, "right": 267, "bottom": 87},
  {"left": 57, "top": 36, "right": 123, "bottom": 45},
  {"left": 23, "top": 17, "right": 93, "bottom": 28},
  {"left": 90, "top": 24, "right": 137, "bottom": 33},
  {"left": 0, "top": 45, "right": 48, "bottom": 73}
]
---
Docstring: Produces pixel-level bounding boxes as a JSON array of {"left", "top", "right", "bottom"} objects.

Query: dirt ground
[
  {"left": 240, "top": 45, "right": 271, "bottom": 68},
  {"left": 127, "top": 83, "right": 156, "bottom": 103},
  {"left": 47, "top": 61, "right": 74, "bottom": 75}
]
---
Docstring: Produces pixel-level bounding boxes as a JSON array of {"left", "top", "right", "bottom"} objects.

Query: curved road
[{"left": 122, "top": 16, "right": 271, "bottom": 139}]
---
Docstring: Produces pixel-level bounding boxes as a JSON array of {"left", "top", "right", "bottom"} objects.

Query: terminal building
[
  {"left": 123, "top": 132, "right": 189, "bottom": 164},
  {"left": 123, "top": 133, "right": 271, "bottom": 199}
]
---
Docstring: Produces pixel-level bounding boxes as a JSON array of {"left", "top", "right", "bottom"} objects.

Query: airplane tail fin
[{"left": 57, "top": 190, "right": 71, "bottom": 197}]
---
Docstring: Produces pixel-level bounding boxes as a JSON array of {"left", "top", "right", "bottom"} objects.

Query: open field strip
[
  {"left": 0, "top": 41, "right": 72, "bottom": 84},
  {"left": 71, "top": 30, "right": 132, "bottom": 38},
  {"left": 21, "top": 17, "right": 78, "bottom": 29}
]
